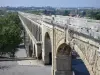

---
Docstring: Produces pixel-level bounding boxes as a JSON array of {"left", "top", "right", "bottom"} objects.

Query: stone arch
[
  {"left": 34, "top": 24, "right": 37, "bottom": 40},
  {"left": 57, "top": 43, "right": 71, "bottom": 56},
  {"left": 37, "top": 26, "right": 40, "bottom": 41},
  {"left": 39, "top": 27, "right": 42, "bottom": 41},
  {"left": 33, "top": 24, "right": 36, "bottom": 37},
  {"left": 33, "top": 44, "right": 36, "bottom": 57},
  {"left": 29, "top": 41, "right": 33, "bottom": 57},
  {"left": 32, "top": 25, "right": 34, "bottom": 36},
  {"left": 36, "top": 25, "right": 38, "bottom": 40},
  {"left": 55, "top": 43, "right": 72, "bottom": 75},
  {"left": 44, "top": 32, "right": 52, "bottom": 65}
]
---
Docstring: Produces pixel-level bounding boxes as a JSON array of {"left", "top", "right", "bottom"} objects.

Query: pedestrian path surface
[
  {"left": 15, "top": 43, "right": 27, "bottom": 58},
  {"left": 17, "top": 60, "right": 44, "bottom": 66},
  {"left": 0, "top": 43, "right": 51, "bottom": 75},
  {"left": 0, "top": 60, "right": 51, "bottom": 75}
]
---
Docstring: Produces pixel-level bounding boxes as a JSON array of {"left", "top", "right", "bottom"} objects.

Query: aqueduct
[{"left": 19, "top": 12, "right": 100, "bottom": 75}]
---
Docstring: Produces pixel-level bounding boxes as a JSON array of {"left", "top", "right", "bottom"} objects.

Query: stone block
[{"left": 54, "top": 70, "right": 72, "bottom": 75}]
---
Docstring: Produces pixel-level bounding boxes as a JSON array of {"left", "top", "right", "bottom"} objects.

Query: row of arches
[
  {"left": 24, "top": 20, "right": 42, "bottom": 58},
  {"left": 44, "top": 32, "right": 72, "bottom": 67},
  {"left": 29, "top": 43, "right": 36, "bottom": 57},
  {"left": 44, "top": 32, "right": 52, "bottom": 65},
  {"left": 25, "top": 19, "right": 42, "bottom": 41},
  {"left": 24, "top": 27, "right": 90, "bottom": 75},
  {"left": 31, "top": 23, "right": 42, "bottom": 41},
  {"left": 42, "top": 32, "right": 89, "bottom": 75},
  {"left": 27, "top": 31, "right": 72, "bottom": 65},
  {"left": 21, "top": 15, "right": 90, "bottom": 75}
]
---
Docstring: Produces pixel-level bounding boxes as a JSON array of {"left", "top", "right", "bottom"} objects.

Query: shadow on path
[{"left": 72, "top": 59, "right": 90, "bottom": 75}]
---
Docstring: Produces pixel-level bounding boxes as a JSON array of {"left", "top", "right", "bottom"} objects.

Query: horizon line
[{"left": 0, "top": 6, "right": 100, "bottom": 8}]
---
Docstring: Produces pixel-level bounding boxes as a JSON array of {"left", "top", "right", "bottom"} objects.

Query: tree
[
  {"left": 86, "top": 10, "right": 100, "bottom": 20},
  {"left": 0, "top": 10, "right": 6, "bottom": 15},
  {"left": 95, "top": 13, "right": 100, "bottom": 20},
  {"left": 0, "top": 12, "right": 22, "bottom": 57},
  {"left": 63, "top": 10, "right": 70, "bottom": 16}
]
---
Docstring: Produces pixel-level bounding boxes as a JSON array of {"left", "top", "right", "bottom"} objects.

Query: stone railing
[
  {"left": 42, "top": 15, "right": 100, "bottom": 41},
  {"left": 19, "top": 12, "right": 100, "bottom": 41}
]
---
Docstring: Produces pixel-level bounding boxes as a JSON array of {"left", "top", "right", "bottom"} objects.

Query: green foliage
[
  {"left": 95, "top": 13, "right": 100, "bottom": 20},
  {"left": 25, "top": 10, "right": 43, "bottom": 15},
  {"left": 63, "top": 10, "right": 70, "bottom": 16},
  {"left": 31, "top": 10, "right": 43, "bottom": 15},
  {"left": 0, "top": 10, "right": 6, "bottom": 15},
  {"left": 89, "top": 11, "right": 100, "bottom": 20},
  {"left": 0, "top": 12, "right": 22, "bottom": 57},
  {"left": 79, "top": 9, "right": 100, "bottom": 20}
]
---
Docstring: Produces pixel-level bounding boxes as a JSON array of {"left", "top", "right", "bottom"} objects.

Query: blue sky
[{"left": 0, "top": 0, "right": 100, "bottom": 7}]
